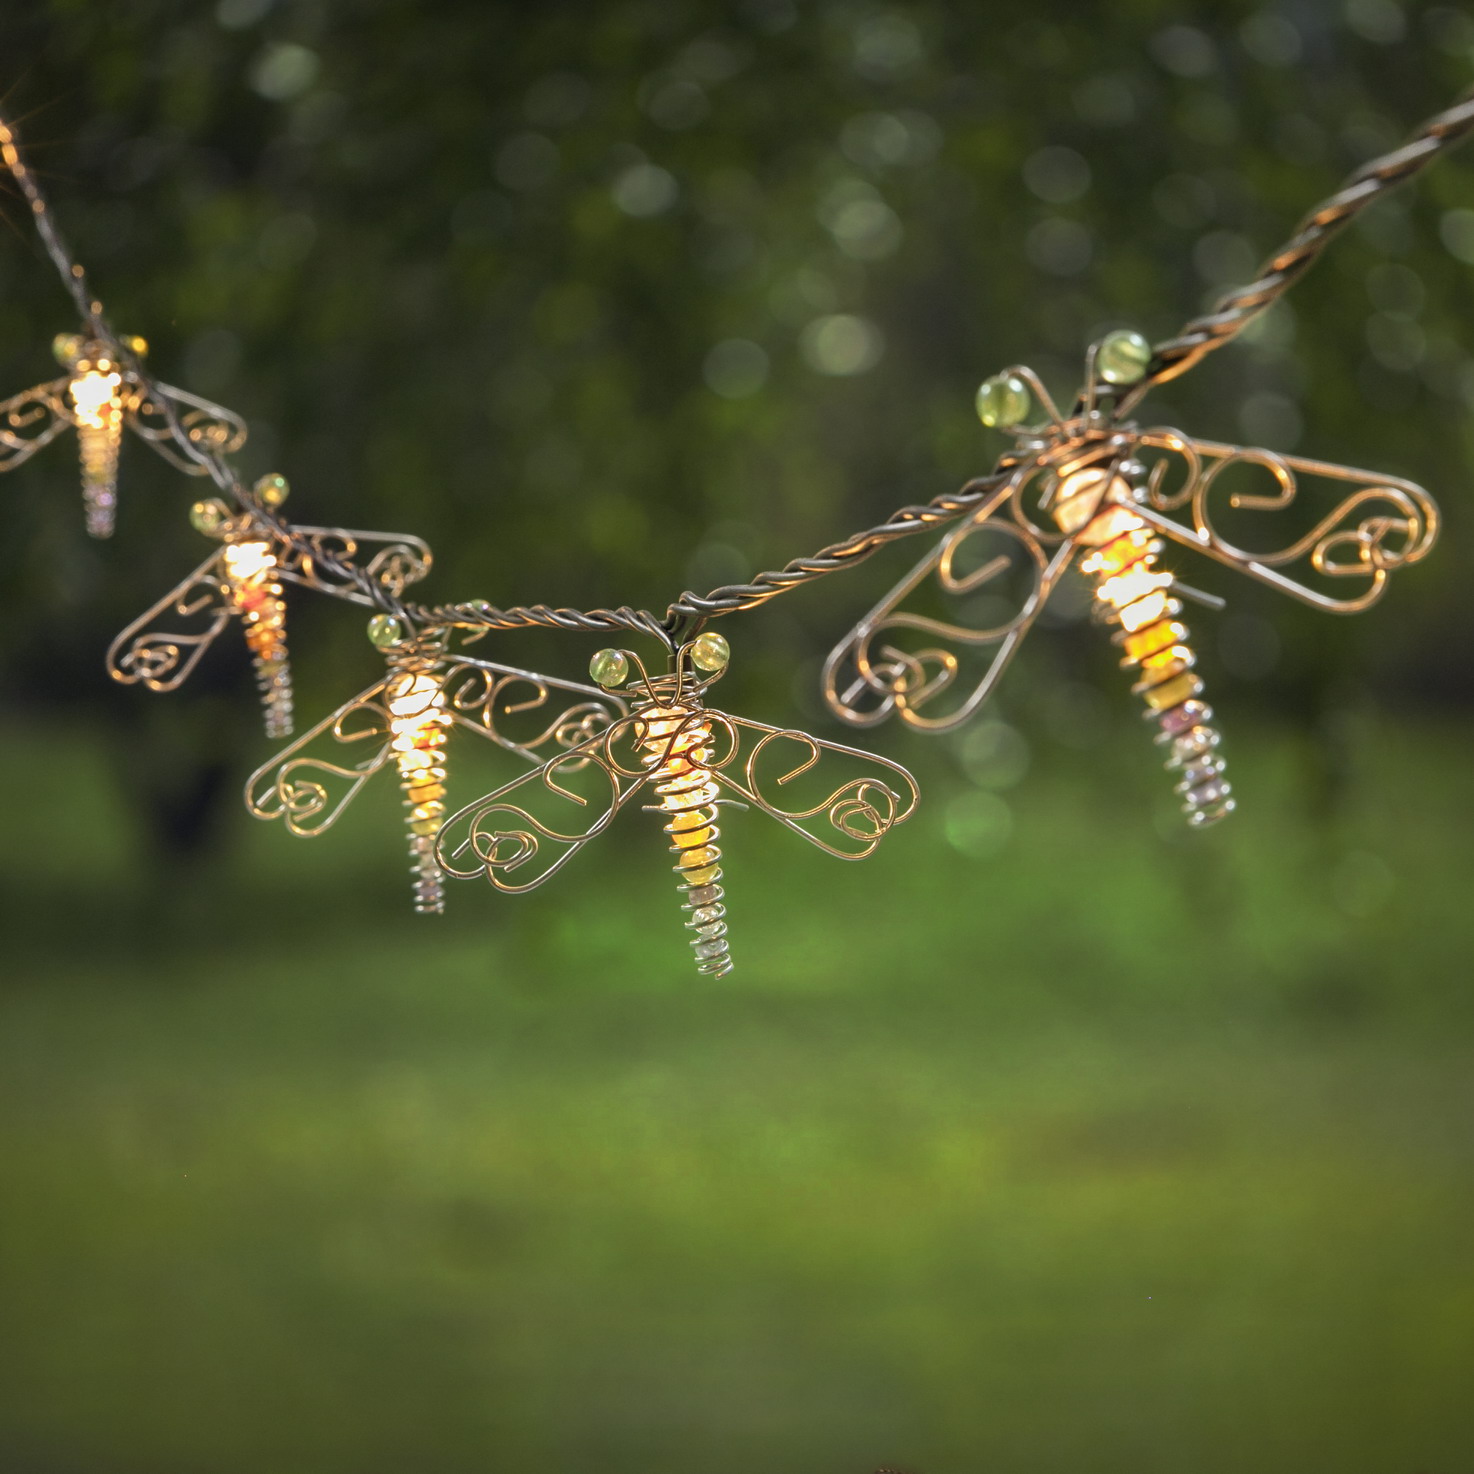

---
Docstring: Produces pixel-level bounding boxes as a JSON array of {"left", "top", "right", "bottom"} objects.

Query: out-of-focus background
[{"left": 3, "top": 2, "right": 1474, "bottom": 1471}]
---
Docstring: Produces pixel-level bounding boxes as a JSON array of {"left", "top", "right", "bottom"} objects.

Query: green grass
[{"left": 1, "top": 713, "right": 1472, "bottom": 1473}]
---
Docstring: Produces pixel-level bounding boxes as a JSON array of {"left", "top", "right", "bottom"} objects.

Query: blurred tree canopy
[{"left": 2, "top": 0, "right": 1473, "bottom": 854}]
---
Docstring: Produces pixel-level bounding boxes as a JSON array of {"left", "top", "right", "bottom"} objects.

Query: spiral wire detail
[
  {"left": 385, "top": 642, "right": 452, "bottom": 913},
  {"left": 1079, "top": 515, "right": 1233, "bottom": 827},
  {"left": 221, "top": 538, "right": 294, "bottom": 739},
  {"left": 634, "top": 692, "right": 732, "bottom": 977}
]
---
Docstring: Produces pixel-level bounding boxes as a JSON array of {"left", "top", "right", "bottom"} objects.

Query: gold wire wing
[
  {"left": 128, "top": 381, "right": 248, "bottom": 472},
  {"left": 823, "top": 469, "right": 1077, "bottom": 732},
  {"left": 244, "top": 679, "right": 395, "bottom": 837},
  {"left": 106, "top": 550, "right": 234, "bottom": 692},
  {"left": 710, "top": 715, "right": 920, "bottom": 859},
  {"left": 440, "top": 658, "right": 630, "bottom": 762},
  {"left": 0, "top": 377, "right": 72, "bottom": 470},
  {"left": 434, "top": 714, "right": 656, "bottom": 893},
  {"left": 277, "top": 526, "right": 434, "bottom": 601},
  {"left": 1130, "top": 429, "right": 1440, "bottom": 613}
]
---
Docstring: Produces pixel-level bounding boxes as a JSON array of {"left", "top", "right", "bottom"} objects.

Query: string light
[
  {"left": 1, "top": 89, "right": 1470, "bottom": 929},
  {"left": 435, "top": 635, "right": 919, "bottom": 977},
  {"left": 56, "top": 334, "right": 134, "bottom": 537},
  {"left": 374, "top": 618, "right": 455, "bottom": 913},
  {"left": 189, "top": 479, "right": 296, "bottom": 739}
]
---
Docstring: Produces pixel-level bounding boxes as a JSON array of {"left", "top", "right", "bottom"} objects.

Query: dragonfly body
[
  {"left": 0, "top": 332, "right": 246, "bottom": 538},
  {"left": 437, "top": 637, "right": 918, "bottom": 977},
  {"left": 633, "top": 681, "right": 733, "bottom": 975},
  {"left": 825, "top": 339, "right": 1438, "bottom": 828},
  {"left": 247, "top": 630, "right": 629, "bottom": 912}
]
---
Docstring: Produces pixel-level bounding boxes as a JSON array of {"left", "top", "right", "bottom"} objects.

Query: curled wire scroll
[
  {"left": 1133, "top": 429, "right": 1440, "bottom": 613},
  {"left": 436, "top": 701, "right": 920, "bottom": 893},
  {"left": 246, "top": 658, "right": 630, "bottom": 838},
  {"left": 105, "top": 552, "right": 233, "bottom": 691},
  {"left": 246, "top": 686, "right": 394, "bottom": 837},
  {"left": 130, "top": 383, "right": 248, "bottom": 472},
  {"left": 0, "top": 379, "right": 71, "bottom": 469},
  {"left": 823, "top": 470, "right": 1077, "bottom": 731},
  {"left": 277, "top": 526, "right": 434, "bottom": 601}
]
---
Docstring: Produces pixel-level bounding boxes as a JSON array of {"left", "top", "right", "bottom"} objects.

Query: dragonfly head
[{"left": 590, "top": 632, "right": 731, "bottom": 708}]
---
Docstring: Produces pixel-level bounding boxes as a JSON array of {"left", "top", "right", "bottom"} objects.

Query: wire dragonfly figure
[
  {"left": 824, "top": 330, "right": 1439, "bottom": 827},
  {"left": 247, "top": 622, "right": 630, "bottom": 913},
  {"left": 107, "top": 484, "right": 435, "bottom": 740},
  {"left": 435, "top": 633, "right": 920, "bottom": 976},
  {"left": 0, "top": 332, "right": 246, "bottom": 537}
]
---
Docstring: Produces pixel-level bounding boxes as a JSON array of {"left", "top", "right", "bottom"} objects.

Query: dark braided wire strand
[
  {"left": 5, "top": 87, "right": 1473, "bottom": 643},
  {"left": 1143, "top": 90, "right": 1474, "bottom": 388}
]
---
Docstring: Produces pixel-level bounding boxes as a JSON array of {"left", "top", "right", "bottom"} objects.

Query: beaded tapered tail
[
  {"left": 1049, "top": 461, "right": 1232, "bottom": 828},
  {"left": 637, "top": 701, "right": 733, "bottom": 976},
  {"left": 384, "top": 644, "right": 451, "bottom": 913},
  {"left": 71, "top": 375, "right": 125, "bottom": 538},
  {"left": 1082, "top": 524, "right": 1233, "bottom": 826},
  {"left": 221, "top": 539, "right": 295, "bottom": 739}
]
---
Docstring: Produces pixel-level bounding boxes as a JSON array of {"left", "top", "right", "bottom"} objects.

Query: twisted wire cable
[
  {"left": 5, "top": 85, "right": 1473, "bottom": 643},
  {"left": 1142, "top": 89, "right": 1474, "bottom": 388}
]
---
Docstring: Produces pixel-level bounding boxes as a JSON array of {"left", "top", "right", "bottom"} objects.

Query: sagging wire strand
[{"left": 3, "top": 88, "right": 1473, "bottom": 643}]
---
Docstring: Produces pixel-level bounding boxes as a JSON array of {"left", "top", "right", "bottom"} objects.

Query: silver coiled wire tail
[
  {"left": 1081, "top": 517, "right": 1233, "bottom": 826},
  {"left": 384, "top": 637, "right": 453, "bottom": 914},
  {"left": 634, "top": 689, "right": 732, "bottom": 977}
]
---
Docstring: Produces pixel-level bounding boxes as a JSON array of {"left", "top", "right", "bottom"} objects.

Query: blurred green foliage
[
  {"left": 4, "top": 2, "right": 1474, "bottom": 1470},
  {"left": 5, "top": 716, "right": 1474, "bottom": 1472}
]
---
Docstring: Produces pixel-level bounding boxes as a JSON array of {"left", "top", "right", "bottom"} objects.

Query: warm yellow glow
[
  {"left": 641, "top": 706, "right": 724, "bottom": 890},
  {"left": 1050, "top": 468, "right": 1111, "bottom": 534},
  {"left": 68, "top": 367, "right": 122, "bottom": 429},
  {"left": 1051, "top": 469, "right": 1144, "bottom": 547},
  {"left": 220, "top": 538, "right": 292, "bottom": 738},
  {"left": 1118, "top": 590, "right": 1171, "bottom": 632},
  {"left": 1095, "top": 566, "right": 1169, "bottom": 610},
  {"left": 387, "top": 671, "right": 451, "bottom": 839},
  {"left": 1140, "top": 644, "right": 1195, "bottom": 676},
  {"left": 222, "top": 540, "right": 275, "bottom": 581},
  {"left": 1080, "top": 528, "right": 1154, "bottom": 576},
  {"left": 1142, "top": 670, "right": 1203, "bottom": 711},
  {"left": 1121, "top": 620, "right": 1187, "bottom": 663}
]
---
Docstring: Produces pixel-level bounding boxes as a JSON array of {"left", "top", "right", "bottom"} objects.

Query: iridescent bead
[
  {"left": 589, "top": 648, "right": 629, "bottom": 688},
  {"left": 123, "top": 335, "right": 148, "bottom": 358},
  {"left": 1096, "top": 329, "right": 1152, "bottom": 385},
  {"left": 188, "top": 498, "right": 232, "bottom": 537},
  {"left": 368, "top": 614, "right": 407, "bottom": 649},
  {"left": 690, "top": 631, "right": 730, "bottom": 673},
  {"left": 255, "top": 473, "right": 290, "bottom": 508},
  {"left": 975, "top": 372, "right": 1031, "bottom": 428},
  {"left": 52, "top": 333, "right": 84, "bottom": 367}
]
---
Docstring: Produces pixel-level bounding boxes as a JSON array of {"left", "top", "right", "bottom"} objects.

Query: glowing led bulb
[
  {"left": 636, "top": 700, "right": 729, "bottom": 970},
  {"left": 68, "top": 363, "right": 126, "bottom": 538},
  {"left": 220, "top": 536, "right": 293, "bottom": 738},
  {"left": 384, "top": 662, "right": 452, "bottom": 914}
]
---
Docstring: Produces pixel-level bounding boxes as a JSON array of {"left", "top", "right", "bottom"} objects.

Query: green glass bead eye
[
  {"left": 1096, "top": 329, "right": 1152, "bottom": 385},
  {"left": 52, "top": 333, "right": 84, "bottom": 368},
  {"left": 255, "top": 473, "right": 290, "bottom": 508},
  {"left": 368, "top": 614, "right": 407, "bottom": 649},
  {"left": 188, "top": 498, "right": 232, "bottom": 537},
  {"left": 690, "top": 632, "right": 730, "bottom": 673},
  {"left": 590, "top": 648, "right": 630, "bottom": 688},
  {"left": 975, "top": 373, "right": 1031, "bottom": 429}
]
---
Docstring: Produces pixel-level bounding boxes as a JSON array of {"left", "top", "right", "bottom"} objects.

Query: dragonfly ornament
[{"left": 824, "top": 330, "right": 1439, "bottom": 826}]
